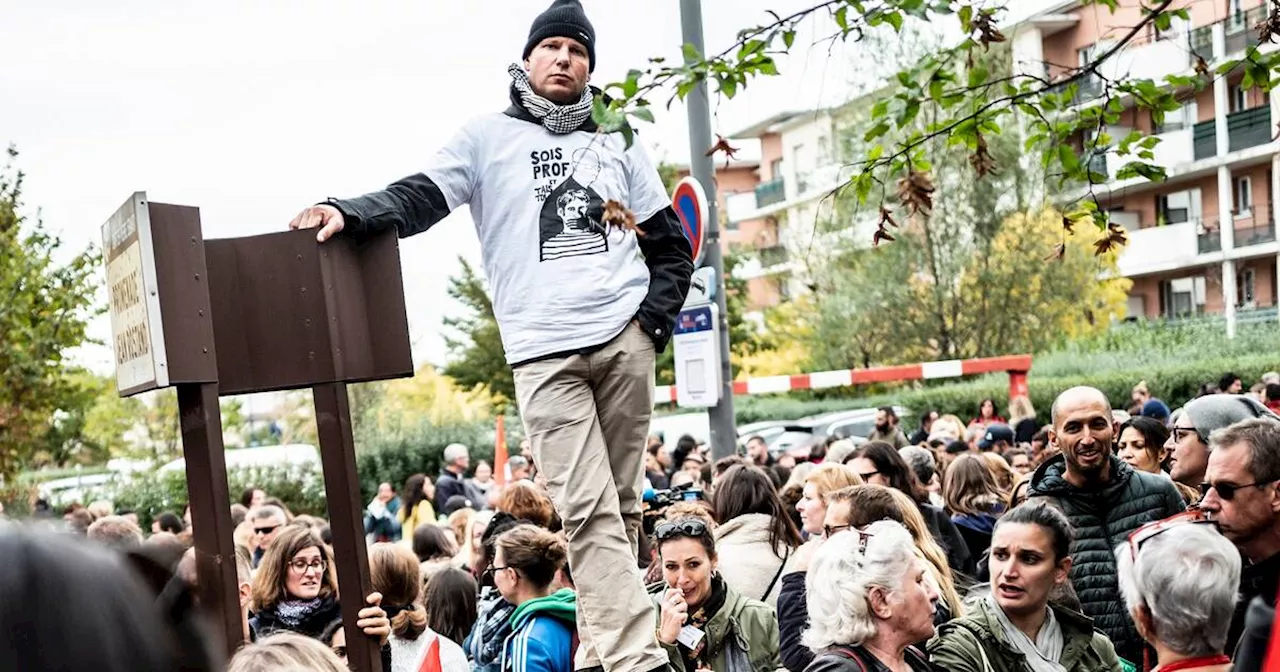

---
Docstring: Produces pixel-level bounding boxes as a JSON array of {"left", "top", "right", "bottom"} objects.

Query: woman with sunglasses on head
[
  {"left": 652, "top": 516, "right": 781, "bottom": 671},
  {"left": 490, "top": 524, "right": 577, "bottom": 672},
  {"left": 249, "top": 525, "right": 391, "bottom": 645},
  {"left": 1115, "top": 514, "right": 1239, "bottom": 672},
  {"left": 928, "top": 501, "right": 1120, "bottom": 672},
  {"left": 803, "top": 519, "right": 939, "bottom": 672}
]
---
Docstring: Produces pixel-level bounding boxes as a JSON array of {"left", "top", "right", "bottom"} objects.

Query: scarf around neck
[
  {"left": 988, "top": 596, "right": 1067, "bottom": 672},
  {"left": 275, "top": 595, "right": 330, "bottom": 629},
  {"left": 508, "top": 63, "right": 593, "bottom": 134}
]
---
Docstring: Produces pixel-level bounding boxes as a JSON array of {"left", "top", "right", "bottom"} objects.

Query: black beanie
[{"left": 523, "top": 0, "right": 596, "bottom": 72}]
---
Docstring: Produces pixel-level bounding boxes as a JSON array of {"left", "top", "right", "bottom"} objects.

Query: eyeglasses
[
  {"left": 1199, "top": 478, "right": 1278, "bottom": 501},
  {"left": 823, "top": 524, "right": 851, "bottom": 538},
  {"left": 288, "top": 558, "right": 327, "bottom": 574},
  {"left": 858, "top": 471, "right": 879, "bottom": 481},
  {"left": 254, "top": 524, "right": 280, "bottom": 535},
  {"left": 1170, "top": 427, "right": 1202, "bottom": 444},
  {"left": 654, "top": 519, "right": 709, "bottom": 541},
  {"left": 482, "top": 564, "right": 513, "bottom": 582},
  {"left": 1126, "top": 510, "right": 1214, "bottom": 561},
  {"left": 853, "top": 528, "right": 874, "bottom": 555}
]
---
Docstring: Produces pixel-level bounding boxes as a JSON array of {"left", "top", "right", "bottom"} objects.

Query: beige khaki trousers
[{"left": 513, "top": 322, "right": 666, "bottom": 672}]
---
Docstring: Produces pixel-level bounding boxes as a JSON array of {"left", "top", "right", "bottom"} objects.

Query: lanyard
[{"left": 1155, "top": 654, "right": 1232, "bottom": 672}]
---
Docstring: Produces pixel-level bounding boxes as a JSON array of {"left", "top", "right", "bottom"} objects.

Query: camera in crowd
[{"left": 641, "top": 482, "right": 705, "bottom": 535}]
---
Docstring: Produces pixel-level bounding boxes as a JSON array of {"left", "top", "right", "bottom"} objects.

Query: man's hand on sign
[
  {"left": 358, "top": 591, "right": 391, "bottom": 647},
  {"left": 288, "top": 204, "right": 345, "bottom": 243}
]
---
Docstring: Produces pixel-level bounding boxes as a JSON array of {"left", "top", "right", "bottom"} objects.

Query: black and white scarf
[
  {"left": 508, "top": 63, "right": 593, "bottom": 134},
  {"left": 274, "top": 596, "right": 329, "bottom": 629}
]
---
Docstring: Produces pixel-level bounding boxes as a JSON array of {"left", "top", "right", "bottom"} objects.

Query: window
[
  {"left": 1238, "top": 267, "right": 1257, "bottom": 307},
  {"left": 1231, "top": 84, "right": 1248, "bottom": 113},
  {"left": 1158, "top": 192, "right": 1191, "bottom": 224},
  {"left": 1234, "top": 175, "right": 1253, "bottom": 215},
  {"left": 1153, "top": 104, "right": 1189, "bottom": 133},
  {"left": 769, "top": 158, "right": 784, "bottom": 182},
  {"left": 817, "top": 136, "right": 830, "bottom": 165},
  {"left": 1160, "top": 277, "right": 1206, "bottom": 317}
]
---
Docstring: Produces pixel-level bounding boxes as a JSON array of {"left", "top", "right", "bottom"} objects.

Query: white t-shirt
[
  {"left": 388, "top": 630, "right": 469, "bottom": 672},
  {"left": 425, "top": 114, "right": 672, "bottom": 365}
]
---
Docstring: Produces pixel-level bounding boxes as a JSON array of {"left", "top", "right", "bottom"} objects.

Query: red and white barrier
[{"left": 654, "top": 354, "right": 1033, "bottom": 403}]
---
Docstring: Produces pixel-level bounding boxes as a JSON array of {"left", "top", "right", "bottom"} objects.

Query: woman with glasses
[
  {"left": 1117, "top": 416, "right": 1200, "bottom": 506},
  {"left": 249, "top": 525, "right": 390, "bottom": 644},
  {"left": 711, "top": 464, "right": 803, "bottom": 606},
  {"left": 1115, "top": 514, "right": 1240, "bottom": 672},
  {"left": 848, "top": 442, "right": 973, "bottom": 576},
  {"left": 652, "top": 517, "right": 781, "bottom": 671},
  {"left": 803, "top": 519, "right": 938, "bottom": 671},
  {"left": 928, "top": 501, "right": 1121, "bottom": 672},
  {"left": 489, "top": 524, "right": 577, "bottom": 672}
]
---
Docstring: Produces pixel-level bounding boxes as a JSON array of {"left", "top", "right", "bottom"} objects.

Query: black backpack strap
[
  {"left": 761, "top": 547, "right": 791, "bottom": 601},
  {"left": 823, "top": 645, "right": 869, "bottom": 672}
]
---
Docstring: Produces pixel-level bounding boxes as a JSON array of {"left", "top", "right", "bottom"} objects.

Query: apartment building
[{"left": 1013, "top": 0, "right": 1280, "bottom": 331}]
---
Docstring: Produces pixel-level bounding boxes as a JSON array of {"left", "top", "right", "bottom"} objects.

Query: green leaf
[
  {"left": 929, "top": 79, "right": 945, "bottom": 101},
  {"left": 885, "top": 11, "right": 904, "bottom": 32},
  {"left": 1114, "top": 161, "right": 1166, "bottom": 182},
  {"left": 959, "top": 4, "right": 973, "bottom": 32},
  {"left": 738, "top": 39, "right": 766, "bottom": 60},
  {"left": 682, "top": 43, "right": 701, "bottom": 63},
  {"left": 630, "top": 106, "right": 655, "bottom": 124},
  {"left": 899, "top": 99, "right": 921, "bottom": 127},
  {"left": 1058, "top": 144, "right": 1080, "bottom": 172},
  {"left": 872, "top": 99, "right": 890, "bottom": 118},
  {"left": 967, "top": 63, "right": 988, "bottom": 89},
  {"left": 835, "top": 5, "right": 849, "bottom": 31},
  {"left": 619, "top": 123, "right": 635, "bottom": 149},
  {"left": 867, "top": 144, "right": 884, "bottom": 161},
  {"left": 864, "top": 122, "right": 891, "bottom": 142},
  {"left": 591, "top": 96, "right": 608, "bottom": 126},
  {"left": 783, "top": 30, "right": 796, "bottom": 49},
  {"left": 719, "top": 75, "right": 738, "bottom": 98},
  {"left": 759, "top": 58, "right": 779, "bottom": 76}
]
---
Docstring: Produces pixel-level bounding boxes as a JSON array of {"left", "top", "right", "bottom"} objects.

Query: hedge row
[
  {"left": 732, "top": 353, "right": 1280, "bottom": 425},
  {"left": 34, "top": 419, "right": 512, "bottom": 529}
]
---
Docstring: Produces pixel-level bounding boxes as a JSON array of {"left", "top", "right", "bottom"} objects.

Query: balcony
[
  {"left": 1228, "top": 105, "right": 1273, "bottom": 153},
  {"left": 1225, "top": 6, "right": 1267, "bottom": 56},
  {"left": 758, "top": 244, "right": 788, "bottom": 268},
  {"left": 1117, "top": 220, "right": 1200, "bottom": 276},
  {"left": 1188, "top": 5, "right": 1267, "bottom": 61},
  {"left": 1235, "top": 215, "right": 1277, "bottom": 247},
  {"left": 1198, "top": 226, "right": 1222, "bottom": 253},
  {"left": 755, "top": 178, "right": 786, "bottom": 208},
  {"left": 1193, "top": 119, "right": 1216, "bottom": 160}
]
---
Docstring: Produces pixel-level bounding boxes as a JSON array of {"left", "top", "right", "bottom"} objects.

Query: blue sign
[{"left": 675, "top": 306, "right": 714, "bottom": 335}]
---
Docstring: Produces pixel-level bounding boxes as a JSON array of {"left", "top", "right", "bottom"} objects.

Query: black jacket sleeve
[
  {"left": 633, "top": 205, "right": 694, "bottom": 352},
  {"left": 326, "top": 172, "right": 454, "bottom": 240},
  {"left": 778, "top": 571, "right": 815, "bottom": 672}
]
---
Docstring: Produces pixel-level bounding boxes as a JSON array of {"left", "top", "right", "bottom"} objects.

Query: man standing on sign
[{"left": 288, "top": 2, "right": 693, "bottom": 670}]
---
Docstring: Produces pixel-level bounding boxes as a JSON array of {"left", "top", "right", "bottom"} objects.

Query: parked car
[{"left": 766, "top": 406, "right": 910, "bottom": 458}]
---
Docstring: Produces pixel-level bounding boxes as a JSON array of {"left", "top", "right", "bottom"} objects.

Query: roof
[
  {"left": 1004, "top": 0, "right": 1081, "bottom": 32},
  {"left": 727, "top": 110, "right": 817, "bottom": 139}
]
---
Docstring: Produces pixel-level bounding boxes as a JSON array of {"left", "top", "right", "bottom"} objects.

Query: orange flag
[{"left": 494, "top": 415, "right": 508, "bottom": 487}]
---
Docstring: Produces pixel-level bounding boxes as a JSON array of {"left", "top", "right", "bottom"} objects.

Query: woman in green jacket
[
  {"left": 928, "top": 502, "right": 1121, "bottom": 672},
  {"left": 651, "top": 517, "right": 781, "bottom": 672}
]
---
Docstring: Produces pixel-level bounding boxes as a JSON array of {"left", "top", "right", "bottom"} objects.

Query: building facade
[{"left": 1014, "top": 0, "right": 1280, "bottom": 331}]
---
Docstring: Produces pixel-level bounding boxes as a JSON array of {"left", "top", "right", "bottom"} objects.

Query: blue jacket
[{"left": 501, "top": 589, "right": 577, "bottom": 672}]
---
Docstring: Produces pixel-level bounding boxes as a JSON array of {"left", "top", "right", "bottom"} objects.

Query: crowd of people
[{"left": 1, "top": 376, "right": 1277, "bottom": 672}]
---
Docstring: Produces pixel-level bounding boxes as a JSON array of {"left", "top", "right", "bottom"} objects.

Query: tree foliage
[
  {"left": 441, "top": 256, "right": 512, "bottom": 410},
  {"left": 0, "top": 148, "right": 102, "bottom": 480},
  {"left": 597, "top": 0, "right": 1280, "bottom": 253}
]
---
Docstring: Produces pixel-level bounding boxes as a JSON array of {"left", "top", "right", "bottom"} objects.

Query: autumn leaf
[
  {"left": 1044, "top": 242, "right": 1067, "bottom": 261},
  {"left": 1194, "top": 54, "right": 1210, "bottom": 77},
  {"left": 896, "top": 170, "right": 935, "bottom": 216},
  {"left": 1093, "top": 223, "right": 1128, "bottom": 255},
  {"left": 1061, "top": 214, "right": 1075, "bottom": 234},
  {"left": 879, "top": 205, "right": 899, "bottom": 228},
  {"left": 973, "top": 12, "right": 1006, "bottom": 49},
  {"left": 705, "top": 134, "right": 740, "bottom": 160},
  {"left": 873, "top": 226, "right": 896, "bottom": 247},
  {"left": 969, "top": 131, "right": 997, "bottom": 178},
  {"left": 602, "top": 199, "right": 643, "bottom": 236}
]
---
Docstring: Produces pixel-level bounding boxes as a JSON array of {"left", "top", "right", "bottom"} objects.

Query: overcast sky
[{"left": 2, "top": 0, "right": 1055, "bottom": 374}]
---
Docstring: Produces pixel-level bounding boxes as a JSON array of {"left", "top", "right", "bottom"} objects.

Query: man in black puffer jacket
[{"left": 1028, "top": 386, "right": 1185, "bottom": 667}]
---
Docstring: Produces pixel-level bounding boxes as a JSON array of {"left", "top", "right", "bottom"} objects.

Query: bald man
[{"left": 1027, "top": 386, "right": 1185, "bottom": 667}]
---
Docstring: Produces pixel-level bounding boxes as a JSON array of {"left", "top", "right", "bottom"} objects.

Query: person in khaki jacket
[
  {"left": 649, "top": 518, "right": 780, "bottom": 671},
  {"left": 928, "top": 502, "right": 1121, "bottom": 672}
]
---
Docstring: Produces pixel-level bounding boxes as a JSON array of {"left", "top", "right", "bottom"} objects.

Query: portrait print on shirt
[{"left": 535, "top": 146, "right": 608, "bottom": 262}]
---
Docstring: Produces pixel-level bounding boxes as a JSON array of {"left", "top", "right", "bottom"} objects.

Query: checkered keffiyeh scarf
[{"left": 508, "top": 63, "right": 593, "bottom": 134}]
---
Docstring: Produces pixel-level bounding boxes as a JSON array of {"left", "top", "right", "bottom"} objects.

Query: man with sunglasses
[
  {"left": 1200, "top": 417, "right": 1280, "bottom": 656},
  {"left": 248, "top": 505, "right": 287, "bottom": 569}
]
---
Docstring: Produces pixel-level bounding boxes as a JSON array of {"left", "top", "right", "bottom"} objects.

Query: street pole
[{"left": 680, "top": 0, "right": 737, "bottom": 460}]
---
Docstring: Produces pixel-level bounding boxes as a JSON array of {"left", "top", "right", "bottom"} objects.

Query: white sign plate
[{"left": 101, "top": 191, "right": 169, "bottom": 396}]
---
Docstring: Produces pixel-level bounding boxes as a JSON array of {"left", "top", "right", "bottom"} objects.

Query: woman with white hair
[
  {"left": 802, "top": 519, "right": 938, "bottom": 671},
  {"left": 1116, "top": 512, "right": 1241, "bottom": 672}
]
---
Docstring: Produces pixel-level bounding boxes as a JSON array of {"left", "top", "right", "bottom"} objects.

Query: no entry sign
[{"left": 672, "top": 176, "right": 708, "bottom": 267}]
